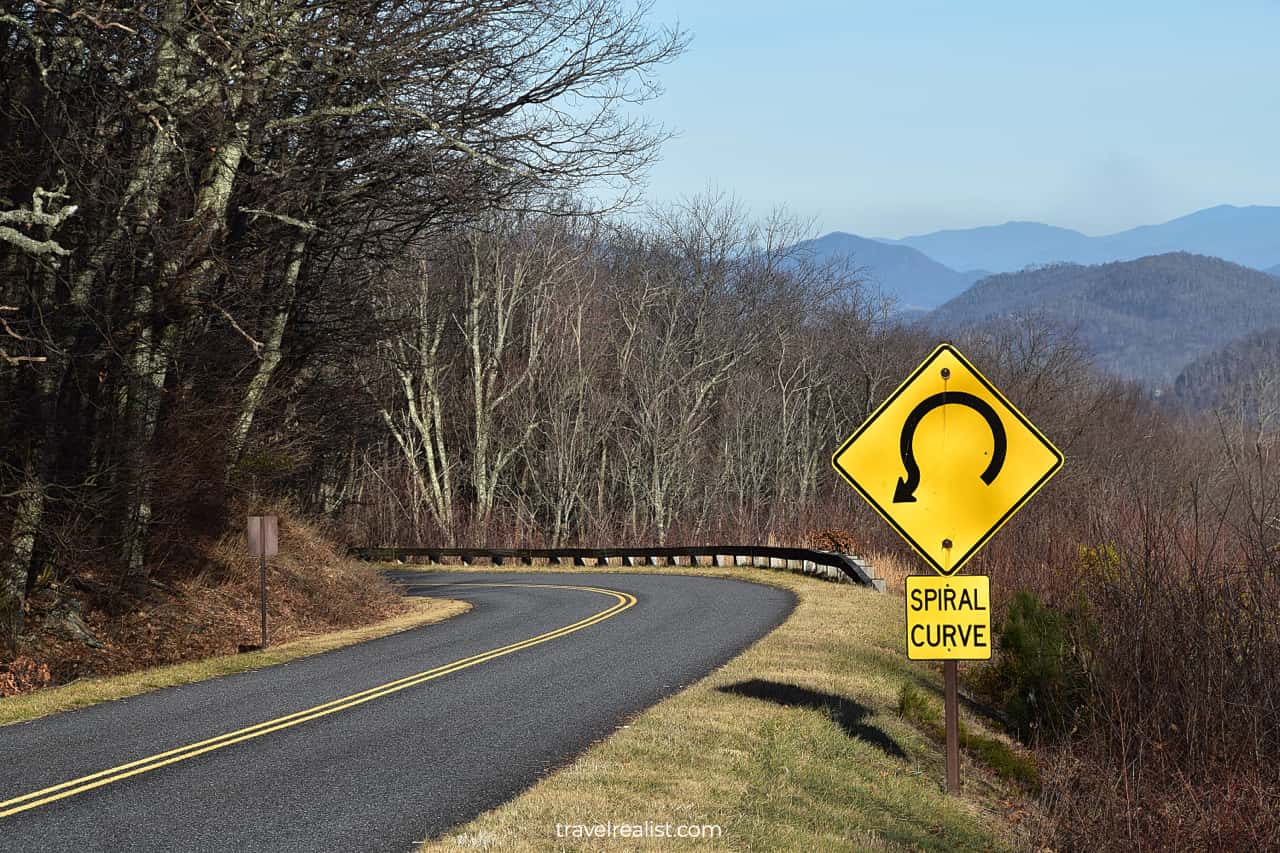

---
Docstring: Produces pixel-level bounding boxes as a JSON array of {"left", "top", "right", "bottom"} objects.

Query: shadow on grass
[{"left": 719, "top": 679, "right": 906, "bottom": 760}]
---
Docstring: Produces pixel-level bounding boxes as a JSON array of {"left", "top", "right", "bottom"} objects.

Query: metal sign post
[
  {"left": 832, "top": 343, "right": 1063, "bottom": 794},
  {"left": 247, "top": 516, "right": 279, "bottom": 648},
  {"left": 905, "top": 573, "right": 992, "bottom": 791},
  {"left": 259, "top": 544, "right": 266, "bottom": 648},
  {"left": 944, "top": 661, "right": 960, "bottom": 791}
]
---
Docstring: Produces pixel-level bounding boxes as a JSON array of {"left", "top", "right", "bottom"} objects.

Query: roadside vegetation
[
  {"left": 0, "top": 507, "right": 467, "bottom": 703},
  {"left": 963, "top": 400, "right": 1280, "bottom": 849},
  {"left": 1, "top": 592, "right": 468, "bottom": 726}
]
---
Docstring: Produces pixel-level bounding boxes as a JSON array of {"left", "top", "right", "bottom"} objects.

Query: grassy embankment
[
  {"left": 396, "top": 558, "right": 1030, "bottom": 852},
  {"left": 1, "top": 511, "right": 471, "bottom": 723},
  {"left": 0, "top": 595, "right": 469, "bottom": 727}
]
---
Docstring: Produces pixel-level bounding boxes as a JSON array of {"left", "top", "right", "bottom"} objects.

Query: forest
[
  {"left": 1174, "top": 326, "right": 1280, "bottom": 416},
  {"left": 926, "top": 252, "right": 1280, "bottom": 385},
  {"left": 1, "top": 3, "right": 1277, "bottom": 850}
]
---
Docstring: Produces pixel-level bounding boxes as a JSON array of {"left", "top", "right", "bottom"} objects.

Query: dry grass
[
  {"left": 0, "top": 595, "right": 470, "bottom": 727},
  {"left": 8, "top": 509, "right": 419, "bottom": 693},
  {"left": 397, "top": 564, "right": 1025, "bottom": 852},
  {"left": 862, "top": 549, "right": 915, "bottom": 595}
]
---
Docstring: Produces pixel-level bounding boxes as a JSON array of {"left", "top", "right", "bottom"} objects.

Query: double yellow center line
[{"left": 0, "top": 582, "right": 636, "bottom": 819}]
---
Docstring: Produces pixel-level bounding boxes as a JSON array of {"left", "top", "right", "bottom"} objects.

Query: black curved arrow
[{"left": 892, "top": 391, "right": 1006, "bottom": 503}]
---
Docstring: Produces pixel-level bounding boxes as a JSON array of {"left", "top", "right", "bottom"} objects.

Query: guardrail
[{"left": 351, "top": 545, "right": 885, "bottom": 591}]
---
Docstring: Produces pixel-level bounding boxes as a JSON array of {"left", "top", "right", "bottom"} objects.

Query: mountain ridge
[
  {"left": 919, "top": 252, "right": 1280, "bottom": 385},
  {"left": 877, "top": 204, "right": 1280, "bottom": 272},
  {"left": 789, "top": 231, "right": 985, "bottom": 310},
  {"left": 879, "top": 220, "right": 1095, "bottom": 272}
]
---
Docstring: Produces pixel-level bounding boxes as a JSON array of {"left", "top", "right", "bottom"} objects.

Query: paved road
[{"left": 0, "top": 571, "right": 795, "bottom": 852}]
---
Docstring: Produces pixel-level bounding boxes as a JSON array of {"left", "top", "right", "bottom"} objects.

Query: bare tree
[
  {"left": 0, "top": 0, "right": 683, "bottom": 641},
  {"left": 371, "top": 216, "right": 579, "bottom": 539},
  {"left": 498, "top": 244, "right": 609, "bottom": 543}
]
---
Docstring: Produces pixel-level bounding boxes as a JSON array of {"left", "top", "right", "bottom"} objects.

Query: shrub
[
  {"left": 896, "top": 682, "right": 1039, "bottom": 789},
  {"left": 980, "top": 590, "right": 1089, "bottom": 742}
]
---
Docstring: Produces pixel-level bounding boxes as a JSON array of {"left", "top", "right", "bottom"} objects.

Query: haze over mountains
[
  {"left": 922, "top": 253, "right": 1280, "bottom": 386},
  {"left": 797, "top": 204, "right": 1280, "bottom": 310},
  {"left": 885, "top": 205, "right": 1280, "bottom": 273},
  {"left": 791, "top": 232, "right": 986, "bottom": 310}
]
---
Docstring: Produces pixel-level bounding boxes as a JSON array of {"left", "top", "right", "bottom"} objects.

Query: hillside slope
[
  {"left": 923, "top": 253, "right": 1280, "bottom": 385},
  {"left": 1172, "top": 327, "right": 1280, "bottom": 414},
  {"left": 3, "top": 511, "right": 411, "bottom": 695},
  {"left": 885, "top": 221, "right": 1094, "bottom": 273},
  {"left": 791, "top": 232, "right": 984, "bottom": 309}
]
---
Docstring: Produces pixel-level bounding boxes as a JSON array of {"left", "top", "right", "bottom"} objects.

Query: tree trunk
[
  {"left": 118, "top": 306, "right": 177, "bottom": 594},
  {"left": 224, "top": 236, "right": 306, "bottom": 482},
  {"left": 1, "top": 461, "right": 44, "bottom": 649}
]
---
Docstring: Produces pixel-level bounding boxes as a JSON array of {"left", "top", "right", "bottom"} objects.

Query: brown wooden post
[
  {"left": 247, "top": 515, "right": 278, "bottom": 649},
  {"left": 944, "top": 660, "right": 960, "bottom": 792},
  {"left": 259, "top": 538, "right": 268, "bottom": 648}
]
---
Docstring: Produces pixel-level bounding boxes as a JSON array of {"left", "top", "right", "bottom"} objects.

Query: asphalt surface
[{"left": 0, "top": 571, "right": 795, "bottom": 852}]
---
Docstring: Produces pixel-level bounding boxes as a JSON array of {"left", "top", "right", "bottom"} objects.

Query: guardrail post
[{"left": 353, "top": 544, "right": 883, "bottom": 590}]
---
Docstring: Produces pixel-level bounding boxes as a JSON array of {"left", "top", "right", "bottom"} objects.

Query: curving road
[{"left": 0, "top": 571, "right": 795, "bottom": 852}]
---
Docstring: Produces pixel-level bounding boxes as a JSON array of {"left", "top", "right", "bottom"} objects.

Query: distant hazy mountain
[
  {"left": 884, "top": 205, "right": 1280, "bottom": 273},
  {"left": 882, "top": 221, "right": 1095, "bottom": 273},
  {"left": 1095, "top": 205, "right": 1280, "bottom": 270},
  {"left": 790, "top": 231, "right": 985, "bottom": 310},
  {"left": 923, "top": 253, "right": 1280, "bottom": 385},
  {"left": 1172, "top": 327, "right": 1280, "bottom": 414},
  {"left": 1268, "top": 264, "right": 1280, "bottom": 277}
]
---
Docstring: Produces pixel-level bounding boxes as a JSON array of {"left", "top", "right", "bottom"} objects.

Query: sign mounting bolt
[
  {"left": 941, "top": 367, "right": 951, "bottom": 380},
  {"left": 942, "top": 538, "right": 953, "bottom": 549}
]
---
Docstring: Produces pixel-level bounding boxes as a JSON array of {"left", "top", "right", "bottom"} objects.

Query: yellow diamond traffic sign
[{"left": 832, "top": 343, "right": 1063, "bottom": 576}]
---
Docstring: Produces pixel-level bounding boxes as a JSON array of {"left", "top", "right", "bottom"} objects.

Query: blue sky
[{"left": 634, "top": 1, "right": 1280, "bottom": 237}]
